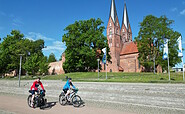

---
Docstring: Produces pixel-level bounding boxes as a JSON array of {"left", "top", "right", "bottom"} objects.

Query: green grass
[{"left": 1, "top": 72, "right": 185, "bottom": 83}]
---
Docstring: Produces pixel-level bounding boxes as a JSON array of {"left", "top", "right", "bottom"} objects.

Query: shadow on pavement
[{"left": 40, "top": 101, "right": 57, "bottom": 110}]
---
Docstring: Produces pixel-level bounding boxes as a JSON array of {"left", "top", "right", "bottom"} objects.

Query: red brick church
[
  {"left": 48, "top": 0, "right": 142, "bottom": 74},
  {"left": 103, "top": 0, "right": 141, "bottom": 72}
]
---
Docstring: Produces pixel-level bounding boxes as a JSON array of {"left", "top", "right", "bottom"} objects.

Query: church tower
[
  {"left": 121, "top": 3, "right": 132, "bottom": 44},
  {"left": 107, "top": 0, "right": 121, "bottom": 72}
]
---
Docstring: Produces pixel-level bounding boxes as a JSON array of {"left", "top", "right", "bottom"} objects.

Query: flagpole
[
  {"left": 167, "top": 40, "right": 170, "bottom": 81},
  {"left": 106, "top": 47, "right": 107, "bottom": 80},
  {"left": 182, "top": 57, "right": 184, "bottom": 81}
]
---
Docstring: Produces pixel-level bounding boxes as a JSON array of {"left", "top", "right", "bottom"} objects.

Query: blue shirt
[{"left": 63, "top": 80, "right": 76, "bottom": 90}]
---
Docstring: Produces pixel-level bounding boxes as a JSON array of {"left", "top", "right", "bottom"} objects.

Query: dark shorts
[
  {"left": 63, "top": 89, "right": 69, "bottom": 94},
  {"left": 30, "top": 90, "right": 37, "bottom": 95}
]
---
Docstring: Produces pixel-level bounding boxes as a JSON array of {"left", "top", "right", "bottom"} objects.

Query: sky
[{"left": 0, "top": 0, "right": 185, "bottom": 67}]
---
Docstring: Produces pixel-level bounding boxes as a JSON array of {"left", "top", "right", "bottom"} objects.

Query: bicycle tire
[{"left": 72, "top": 95, "right": 81, "bottom": 107}]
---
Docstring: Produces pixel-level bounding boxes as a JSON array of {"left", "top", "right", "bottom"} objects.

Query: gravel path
[{"left": 0, "top": 80, "right": 185, "bottom": 114}]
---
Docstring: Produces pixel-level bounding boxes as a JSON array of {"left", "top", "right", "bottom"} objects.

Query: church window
[
  {"left": 129, "top": 35, "right": 131, "bottom": 41},
  {"left": 109, "top": 29, "right": 112, "bottom": 35},
  {"left": 110, "top": 23, "right": 112, "bottom": 27},
  {"left": 122, "top": 29, "right": 125, "bottom": 32},
  {"left": 109, "top": 38, "right": 112, "bottom": 43},
  {"left": 109, "top": 39, "right": 112, "bottom": 47},
  {"left": 116, "top": 23, "right": 118, "bottom": 26},
  {"left": 116, "top": 28, "right": 118, "bottom": 34},
  {"left": 116, "top": 39, "right": 119, "bottom": 47},
  {"left": 109, "top": 43, "right": 112, "bottom": 47}
]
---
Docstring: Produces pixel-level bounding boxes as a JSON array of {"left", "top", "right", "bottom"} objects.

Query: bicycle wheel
[
  {"left": 59, "top": 94, "right": 67, "bottom": 106},
  {"left": 27, "top": 95, "right": 32, "bottom": 107},
  {"left": 72, "top": 95, "right": 81, "bottom": 107}
]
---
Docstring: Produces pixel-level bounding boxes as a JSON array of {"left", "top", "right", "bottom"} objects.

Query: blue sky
[{"left": 0, "top": 0, "right": 185, "bottom": 66}]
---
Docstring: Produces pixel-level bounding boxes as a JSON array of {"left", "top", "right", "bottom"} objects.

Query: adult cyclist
[
  {"left": 30, "top": 77, "right": 45, "bottom": 107},
  {"left": 63, "top": 78, "right": 76, "bottom": 100}
]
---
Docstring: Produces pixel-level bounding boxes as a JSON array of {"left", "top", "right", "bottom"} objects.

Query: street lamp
[
  {"left": 96, "top": 49, "right": 101, "bottom": 79},
  {"left": 18, "top": 54, "right": 24, "bottom": 87}
]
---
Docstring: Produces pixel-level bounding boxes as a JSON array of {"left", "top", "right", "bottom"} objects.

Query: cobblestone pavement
[{"left": 0, "top": 80, "right": 185, "bottom": 114}]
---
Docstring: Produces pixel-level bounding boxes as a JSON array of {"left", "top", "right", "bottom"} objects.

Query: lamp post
[
  {"left": 96, "top": 49, "right": 101, "bottom": 79},
  {"left": 18, "top": 54, "right": 24, "bottom": 87},
  {"left": 97, "top": 59, "right": 100, "bottom": 79}
]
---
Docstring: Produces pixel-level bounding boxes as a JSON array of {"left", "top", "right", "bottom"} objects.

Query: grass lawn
[{"left": 1, "top": 72, "right": 185, "bottom": 83}]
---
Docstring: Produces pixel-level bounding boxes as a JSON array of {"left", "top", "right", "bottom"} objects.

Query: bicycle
[
  {"left": 59, "top": 88, "right": 82, "bottom": 107},
  {"left": 27, "top": 88, "right": 47, "bottom": 109}
]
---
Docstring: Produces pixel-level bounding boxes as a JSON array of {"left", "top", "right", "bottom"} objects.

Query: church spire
[
  {"left": 109, "top": 0, "right": 118, "bottom": 23},
  {"left": 122, "top": 3, "right": 129, "bottom": 29}
]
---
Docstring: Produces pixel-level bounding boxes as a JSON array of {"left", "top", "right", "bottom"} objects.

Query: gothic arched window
[
  {"left": 122, "top": 28, "right": 125, "bottom": 32},
  {"left": 110, "top": 23, "right": 112, "bottom": 27}
]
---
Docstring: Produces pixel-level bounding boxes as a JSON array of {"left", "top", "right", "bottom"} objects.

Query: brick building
[
  {"left": 48, "top": 53, "right": 65, "bottom": 75},
  {"left": 49, "top": 0, "right": 142, "bottom": 74},
  {"left": 103, "top": 0, "right": 141, "bottom": 72}
]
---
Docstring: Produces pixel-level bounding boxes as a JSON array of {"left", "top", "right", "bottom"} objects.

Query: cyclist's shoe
[{"left": 31, "top": 103, "right": 34, "bottom": 108}]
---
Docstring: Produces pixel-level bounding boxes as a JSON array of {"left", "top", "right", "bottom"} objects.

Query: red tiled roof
[{"left": 120, "top": 41, "right": 138, "bottom": 55}]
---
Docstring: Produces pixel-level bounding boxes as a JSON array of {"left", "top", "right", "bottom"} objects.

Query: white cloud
[
  {"left": 26, "top": 32, "right": 54, "bottom": 41},
  {"left": 180, "top": 9, "right": 185, "bottom": 15},
  {"left": 171, "top": 8, "right": 178, "bottom": 12},
  {"left": 43, "top": 41, "right": 66, "bottom": 60},
  {"left": 43, "top": 41, "right": 66, "bottom": 51},
  {"left": 12, "top": 18, "right": 24, "bottom": 26}
]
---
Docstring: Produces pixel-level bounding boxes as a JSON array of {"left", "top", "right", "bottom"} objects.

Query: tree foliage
[
  {"left": 62, "top": 18, "right": 110, "bottom": 73},
  {"left": 135, "top": 15, "right": 181, "bottom": 71},
  {"left": 39, "top": 56, "right": 50, "bottom": 75},
  {"left": 48, "top": 53, "right": 57, "bottom": 63},
  {"left": 0, "top": 30, "right": 48, "bottom": 75}
]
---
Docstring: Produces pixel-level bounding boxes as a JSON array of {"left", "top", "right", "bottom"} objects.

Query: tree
[
  {"left": 0, "top": 30, "right": 25, "bottom": 74},
  {"left": 62, "top": 18, "right": 110, "bottom": 73},
  {"left": 48, "top": 53, "right": 57, "bottom": 63},
  {"left": 23, "top": 53, "right": 41, "bottom": 75},
  {"left": 135, "top": 15, "right": 181, "bottom": 72},
  {"left": 39, "top": 56, "right": 49, "bottom": 75},
  {"left": 0, "top": 30, "right": 46, "bottom": 75}
]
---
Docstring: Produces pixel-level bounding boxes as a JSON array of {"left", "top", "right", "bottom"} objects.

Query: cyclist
[
  {"left": 63, "top": 78, "right": 76, "bottom": 100},
  {"left": 30, "top": 77, "right": 45, "bottom": 107}
]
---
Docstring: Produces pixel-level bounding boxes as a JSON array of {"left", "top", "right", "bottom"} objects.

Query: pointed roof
[
  {"left": 109, "top": 0, "right": 118, "bottom": 23},
  {"left": 122, "top": 3, "right": 130, "bottom": 29}
]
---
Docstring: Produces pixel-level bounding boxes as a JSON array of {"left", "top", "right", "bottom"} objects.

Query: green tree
[
  {"left": 23, "top": 53, "right": 41, "bottom": 75},
  {"left": 0, "top": 30, "right": 46, "bottom": 75},
  {"left": 62, "top": 18, "right": 110, "bottom": 73},
  {"left": 0, "top": 30, "right": 25, "bottom": 74},
  {"left": 48, "top": 53, "right": 57, "bottom": 63},
  {"left": 39, "top": 56, "right": 49, "bottom": 75},
  {"left": 135, "top": 15, "right": 181, "bottom": 72}
]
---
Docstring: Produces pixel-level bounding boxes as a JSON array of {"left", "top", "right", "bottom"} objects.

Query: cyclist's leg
[
  {"left": 31, "top": 90, "right": 35, "bottom": 107},
  {"left": 64, "top": 89, "right": 70, "bottom": 98}
]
